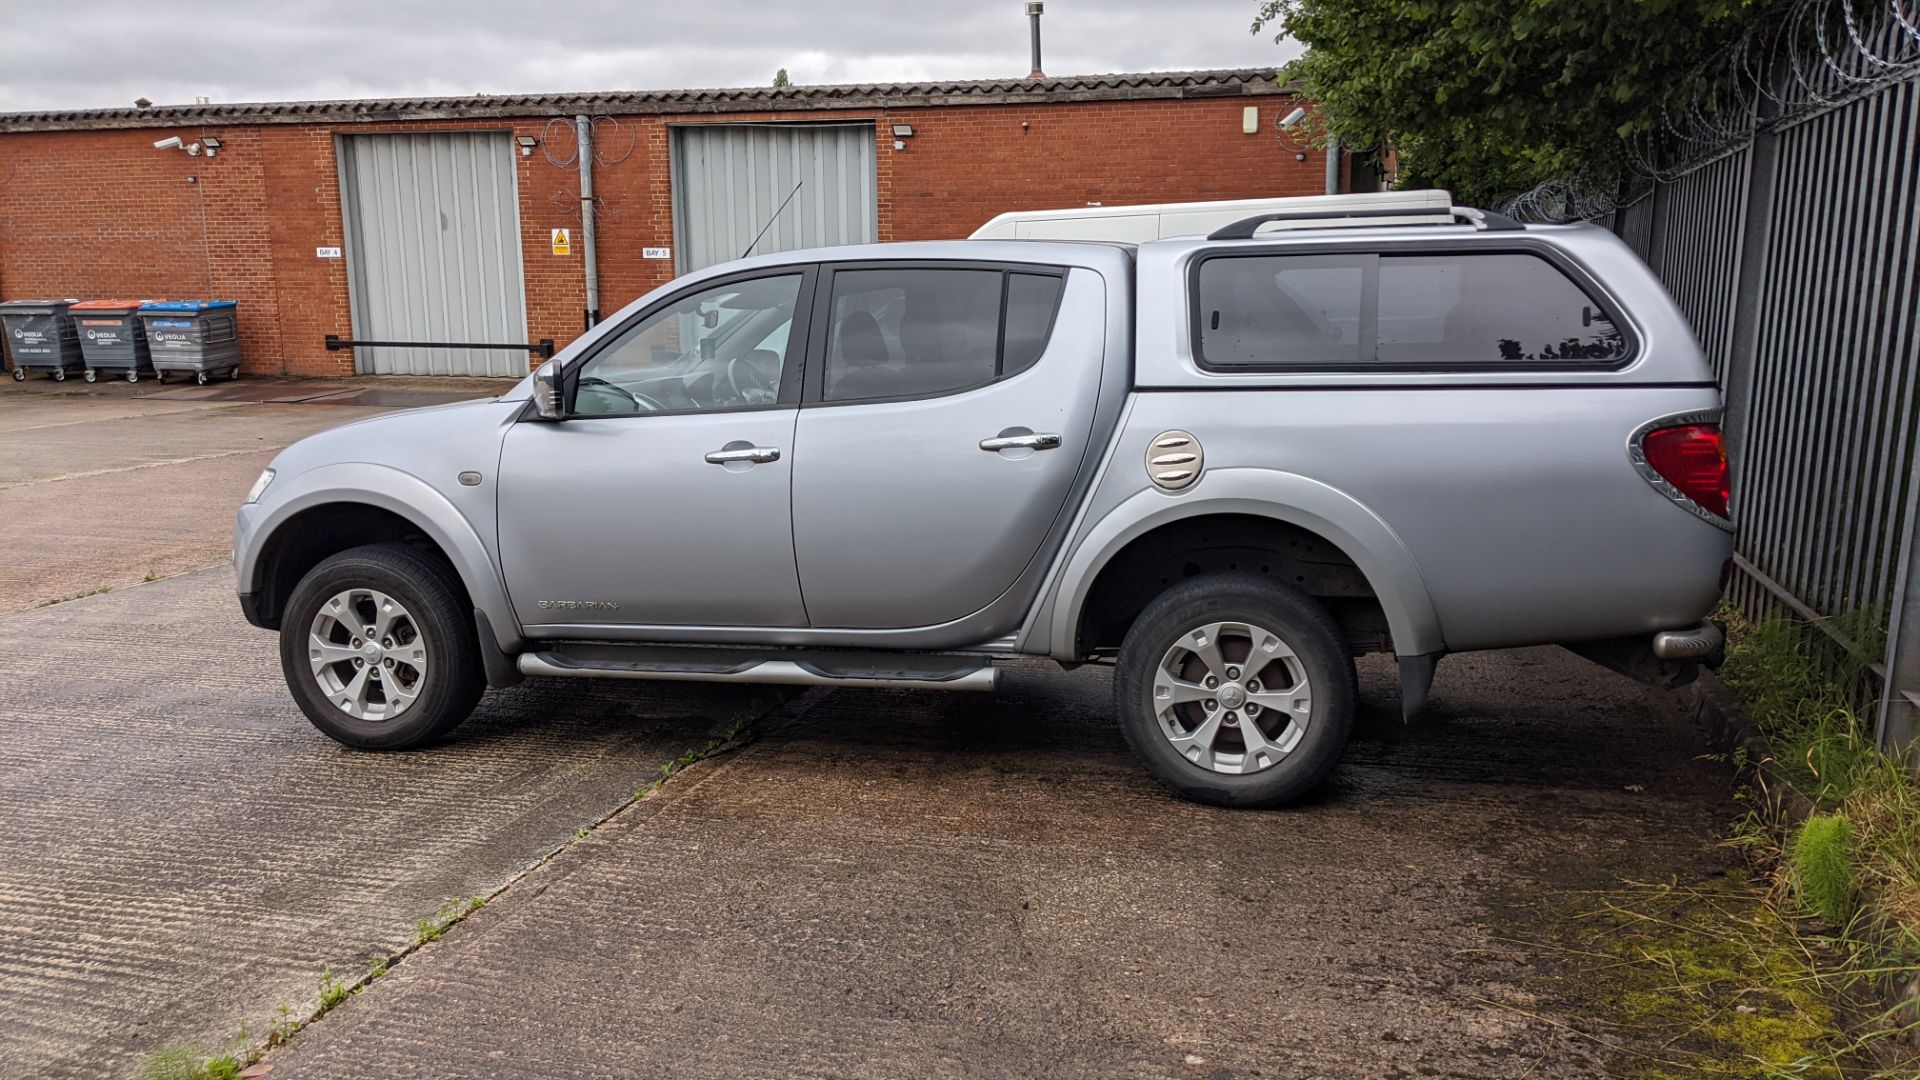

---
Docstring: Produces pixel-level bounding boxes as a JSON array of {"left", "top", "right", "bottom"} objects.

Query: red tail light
[{"left": 1639, "top": 423, "right": 1730, "bottom": 520}]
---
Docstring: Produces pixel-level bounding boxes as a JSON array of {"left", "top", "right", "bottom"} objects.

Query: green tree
[
  {"left": 1254, "top": 0, "right": 1767, "bottom": 204},
  {"left": 773, "top": 68, "right": 791, "bottom": 88}
]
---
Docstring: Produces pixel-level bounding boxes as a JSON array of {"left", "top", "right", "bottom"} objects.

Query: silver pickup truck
[{"left": 235, "top": 201, "right": 1733, "bottom": 807}]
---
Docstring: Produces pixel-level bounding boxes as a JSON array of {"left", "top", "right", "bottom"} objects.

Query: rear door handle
[
  {"left": 705, "top": 446, "right": 781, "bottom": 465},
  {"left": 979, "top": 432, "right": 1061, "bottom": 452}
]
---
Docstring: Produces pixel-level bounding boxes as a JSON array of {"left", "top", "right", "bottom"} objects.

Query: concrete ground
[
  {"left": 0, "top": 377, "right": 787, "bottom": 1078},
  {"left": 0, "top": 376, "right": 505, "bottom": 614},
  {"left": 0, "top": 375, "right": 1745, "bottom": 1078},
  {"left": 262, "top": 652, "right": 1733, "bottom": 1080}
]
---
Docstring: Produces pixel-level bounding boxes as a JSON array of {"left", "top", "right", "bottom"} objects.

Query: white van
[{"left": 969, "top": 191, "right": 1454, "bottom": 243}]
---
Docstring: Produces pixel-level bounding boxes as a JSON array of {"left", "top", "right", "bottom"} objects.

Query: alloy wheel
[
  {"left": 307, "top": 588, "right": 429, "bottom": 721},
  {"left": 1150, "top": 620, "right": 1313, "bottom": 775}
]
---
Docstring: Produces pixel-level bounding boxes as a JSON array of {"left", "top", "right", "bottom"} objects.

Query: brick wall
[{"left": 0, "top": 94, "right": 1327, "bottom": 377}]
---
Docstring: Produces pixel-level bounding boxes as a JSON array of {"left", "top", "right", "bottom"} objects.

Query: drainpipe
[
  {"left": 575, "top": 115, "right": 601, "bottom": 329},
  {"left": 1324, "top": 134, "right": 1341, "bottom": 195},
  {"left": 1026, "top": 2, "right": 1045, "bottom": 79}
]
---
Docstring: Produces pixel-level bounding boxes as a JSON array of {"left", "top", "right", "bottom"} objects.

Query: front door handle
[
  {"left": 979, "top": 432, "right": 1062, "bottom": 452},
  {"left": 705, "top": 446, "right": 781, "bottom": 465}
]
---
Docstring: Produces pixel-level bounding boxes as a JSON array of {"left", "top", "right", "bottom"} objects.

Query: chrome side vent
[{"left": 1146, "top": 430, "right": 1202, "bottom": 490}]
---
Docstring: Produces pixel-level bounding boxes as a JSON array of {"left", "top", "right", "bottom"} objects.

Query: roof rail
[{"left": 1205, "top": 206, "right": 1523, "bottom": 241}]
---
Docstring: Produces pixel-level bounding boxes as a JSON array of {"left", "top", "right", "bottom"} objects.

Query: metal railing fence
[{"left": 1608, "top": 71, "right": 1920, "bottom": 748}]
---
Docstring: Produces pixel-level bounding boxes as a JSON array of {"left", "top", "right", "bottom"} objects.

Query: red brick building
[{"left": 0, "top": 69, "right": 1339, "bottom": 377}]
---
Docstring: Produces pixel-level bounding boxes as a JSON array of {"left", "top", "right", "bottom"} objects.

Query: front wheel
[
  {"left": 279, "top": 543, "right": 485, "bottom": 749},
  {"left": 1113, "top": 573, "right": 1356, "bottom": 808}
]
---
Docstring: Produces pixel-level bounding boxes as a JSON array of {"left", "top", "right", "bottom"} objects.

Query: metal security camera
[
  {"left": 1277, "top": 107, "right": 1307, "bottom": 130},
  {"left": 153, "top": 136, "right": 184, "bottom": 150}
]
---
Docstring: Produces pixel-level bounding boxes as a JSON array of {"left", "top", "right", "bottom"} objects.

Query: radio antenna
[{"left": 740, "top": 180, "right": 805, "bottom": 259}]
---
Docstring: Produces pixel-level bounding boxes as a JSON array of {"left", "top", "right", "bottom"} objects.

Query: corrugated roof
[{"left": 0, "top": 69, "right": 1294, "bottom": 132}]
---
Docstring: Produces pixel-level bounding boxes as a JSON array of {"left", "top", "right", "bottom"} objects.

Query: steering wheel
[
  {"left": 726, "top": 356, "right": 778, "bottom": 405},
  {"left": 576, "top": 376, "right": 665, "bottom": 414}
]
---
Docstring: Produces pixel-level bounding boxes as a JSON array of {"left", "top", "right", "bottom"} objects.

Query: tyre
[
  {"left": 280, "top": 543, "right": 484, "bottom": 750},
  {"left": 1113, "top": 573, "right": 1356, "bottom": 808},
  {"left": 9, "top": 367, "right": 22, "bottom": 381},
  {"left": 83, "top": 370, "right": 97, "bottom": 384},
  {"left": 126, "top": 370, "right": 138, "bottom": 383},
  {"left": 53, "top": 368, "right": 66, "bottom": 382}
]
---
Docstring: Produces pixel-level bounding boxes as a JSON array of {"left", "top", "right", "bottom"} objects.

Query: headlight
[{"left": 245, "top": 468, "right": 276, "bottom": 504}]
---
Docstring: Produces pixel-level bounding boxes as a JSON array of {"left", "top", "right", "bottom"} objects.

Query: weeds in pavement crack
[
  {"left": 140, "top": 1044, "right": 242, "bottom": 1080},
  {"left": 36, "top": 585, "right": 111, "bottom": 608},
  {"left": 633, "top": 711, "right": 759, "bottom": 800},
  {"left": 412, "top": 895, "right": 486, "bottom": 947},
  {"left": 316, "top": 969, "right": 350, "bottom": 1010}
]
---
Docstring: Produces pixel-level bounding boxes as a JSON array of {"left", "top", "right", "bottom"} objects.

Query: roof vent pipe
[{"left": 1026, "top": 3, "right": 1045, "bottom": 79}]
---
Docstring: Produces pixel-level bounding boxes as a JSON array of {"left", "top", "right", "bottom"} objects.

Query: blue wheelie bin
[{"left": 139, "top": 300, "right": 242, "bottom": 385}]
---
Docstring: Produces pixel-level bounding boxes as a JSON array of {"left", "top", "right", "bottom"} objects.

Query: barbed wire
[
  {"left": 545, "top": 188, "right": 624, "bottom": 224},
  {"left": 538, "top": 115, "right": 638, "bottom": 169},
  {"left": 1504, "top": 0, "right": 1919, "bottom": 221}
]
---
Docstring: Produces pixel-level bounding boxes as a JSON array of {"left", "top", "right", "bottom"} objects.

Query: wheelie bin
[
  {"left": 138, "top": 300, "right": 242, "bottom": 384},
  {"left": 1, "top": 299, "right": 85, "bottom": 381},
  {"left": 71, "top": 299, "right": 158, "bottom": 383}
]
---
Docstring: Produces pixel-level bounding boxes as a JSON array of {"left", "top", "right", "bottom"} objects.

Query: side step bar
[{"left": 516, "top": 642, "right": 1001, "bottom": 692}]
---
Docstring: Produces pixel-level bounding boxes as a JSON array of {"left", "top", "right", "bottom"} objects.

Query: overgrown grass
[
  {"left": 1792, "top": 815, "right": 1859, "bottom": 927},
  {"left": 1717, "top": 610, "right": 1920, "bottom": 1067}
]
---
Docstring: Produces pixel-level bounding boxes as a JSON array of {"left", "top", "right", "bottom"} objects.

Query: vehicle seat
[
  {"left": 829, "top": 310, "right": 894, "bottom": 399},
  {"left": 898, "top": 292, "right": 994, "bottom": 392}
]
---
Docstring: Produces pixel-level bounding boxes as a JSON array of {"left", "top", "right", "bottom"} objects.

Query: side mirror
[{"left": 533, "top": 360, "right": 565, "bottom": 421}]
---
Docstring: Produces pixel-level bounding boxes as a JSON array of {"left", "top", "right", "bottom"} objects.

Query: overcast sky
[{"left": 0, "top": 1, "right": 1299, "bottom": 113}]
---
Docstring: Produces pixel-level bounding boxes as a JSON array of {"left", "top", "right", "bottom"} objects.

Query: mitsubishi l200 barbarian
[{"left": 235, "top": 198, "right": 1733, "bottom": 807}]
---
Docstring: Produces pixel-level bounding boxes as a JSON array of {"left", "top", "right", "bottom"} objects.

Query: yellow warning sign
[{"left": 551, "top": 228, "right": 572, "bottom": 255}]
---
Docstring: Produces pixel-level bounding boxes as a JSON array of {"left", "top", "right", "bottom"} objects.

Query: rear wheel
[
  {"left": 280, "top": 543, "right": 484, "bottom": 749},
  {"left": 1114, "top": 573, "right": 1355, "bottom": 808}
]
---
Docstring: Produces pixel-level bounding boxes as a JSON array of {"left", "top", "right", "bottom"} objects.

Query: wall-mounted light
[
  {"left": 201, "top": 136, "right": 221, "bottom": 158},
  {"left": 891, "top": 124, "right": 914, "bottom": 138},
  {"left": 515, "top": 135, "right": 539, "bottom": 157}
]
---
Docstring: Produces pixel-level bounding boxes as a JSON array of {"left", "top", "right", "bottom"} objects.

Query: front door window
[{"left": 572, "top": 274, "right": 803, "bottom": 416}]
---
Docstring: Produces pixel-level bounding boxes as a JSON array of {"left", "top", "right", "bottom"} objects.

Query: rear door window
[
  {"left": 822, "top": 266, "right": 1067, "bottom": 402},
  {"left": 1196, "top": 251, "right": 1625, "bottom": 369}
]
